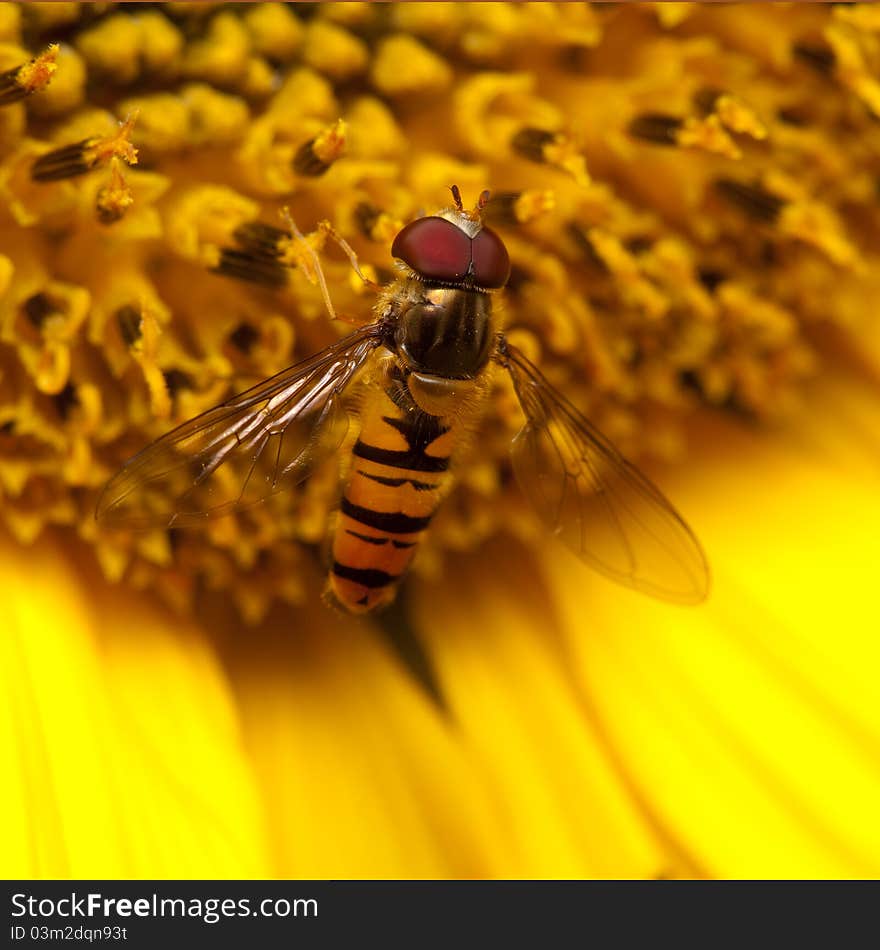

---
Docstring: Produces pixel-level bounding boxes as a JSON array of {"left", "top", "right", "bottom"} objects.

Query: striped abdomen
[{"left": 327, "top": 370, "right": 460, "bottom": 613}]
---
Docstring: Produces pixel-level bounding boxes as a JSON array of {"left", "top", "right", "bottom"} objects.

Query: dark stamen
[
  {"left": 31, "top": 140, "right": 96, "bottom": 182},
  {"left": 54, "top": 383, "right": 79, "bottom": 419},
  {"left": 228, "top": 323, "right": 260, "bottom": 353},
  {"left": 354, "top": 201, "right": 382, "bottom": 237},
  {"left": 96, "top": 200, "right": 125, "bottom": 225},
  {"left": 95, "top": 182, "right": 131, "bottom": 224},
  {"left": 510, "top": 127, "right": 557, "bottom": 162},
  {"left": 482, "top": 192, "right": 521, "bottom": 226},
  {"left": 625, "top": 235, "right": 653, "bottom": 254},
  {"left": 693, "top": 87, "right": 723, "bottom": 116},
  {"left": 793, "top": 42, "right": 836, "bottom": 74},
  {"left": 212, "top": 249, "right": 289, "bottom": 288},
  {"left": 23, "top": 292, "right": 60, "bottom": 329},
  {"left": 777, "top": 106, "right": 810, "bottom": 127},
  {"left": 714, "top": 179, "right": 786, "bottom": 223},
  {"left": 679, "top": 370, "right": 704, "bottom": 396},
  {"left": 697, "top": 267, "right": 726, "bottom": 292},
  {"left": 233, "top": 221, "right": 287, "bottom": 258},
  {"left": 293, "top": 137, "right": 333, "bottom": 177},
  {"left": 116, "top": 305, "right": 142, "bottom": 346},
  {"left": 163, "top": 369, "right": 193, "bottom": 397},
  {"left": 559, "top": 44, "right": 592, "bottom": 72},
  {"left": 0, "top": 46, "right": 57, "bottom": 106},
  {"left": 0, "top": 64, "right": 34, "bottom": 105},
  {"left": 566, "top": 223, "right": 609, "bottom": 273},
  {"left": 627, "top": 113, "right": 683, "bottom": 145}
]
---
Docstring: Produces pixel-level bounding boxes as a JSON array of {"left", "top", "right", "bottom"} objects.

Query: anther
[
  {"left": 31, "top": 141, "right": 95, "bottom": 182},
  {"left": 23, "top": 292, "right": 61, "bottom": 329},
  {"left": 354, "top": 202, "right": 382, "bottom": 238},
  {"left": 95, "top": 160, "right": 134, "bottom": 224},
  {"left": 212, "top": 249, "right": 289, "bottom": 288},
  {"left": 54, "top": 383, "right": 79, "bottom": 420},
  {"left": 115, "top": 305, "right": 143, "bottom": 347},
  {"left": 793, "top": 43, "right": 836, "bottom": 74},
  {"left": 213, "top": 222, "right": 290, "bottom": 287},
  {"left": 292, "top": 119, "right": 346, "bottom": 177},
  {"left": 228, "top": 323, "right": 260, "bottom": 354},
  {"left": 163, "top": 369, "right": 193, "bottom": 397},
  {"left": 484, "top": 191, "right": 555, "bottom": 226},
  {"left": 0, "top": 45, "right": 58, "bottom": 106},
  {"left": 693, "top": 87, "right": 723, "bottom": 116},
  {"left": 31, "top": 112, "right": 139, "bottom": 182},
  {"left": 232, "top": 222, "right": 287, "bottom": 258},
  {"left": 510, "top": 127, "right": 558, "bottom": 161},
  {"left": 627, "top": 113, "right": 684, "bottom": 145},
  {"left": 714, "top": 179, "right": 785, "bottom": 224}
]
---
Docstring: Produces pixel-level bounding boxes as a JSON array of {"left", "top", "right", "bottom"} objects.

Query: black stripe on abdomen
[
  {"left": 343, "top": 529, "right": 415, "bottom": 549},
  {"left": 332, "top": 561, "right": 399, "bottom": 589},
  {"left": 345, "top": 529, "right": 388, "bottom": 546},
  {"left": 340, "top": 497, "right": 432, "bottom": 534},
  {"left": 357, "top": 470, "right": 439, "bottom": 491},
  {"left": 352, "top": 439, "right": 449, "bottom": 473}
]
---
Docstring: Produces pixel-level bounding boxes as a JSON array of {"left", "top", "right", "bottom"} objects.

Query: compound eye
[
  {"left": 391, "top": 217, "right": 471, "bottom": 282},
  {"left": 471, "top": 226, "right": 511, "bottom": 289}
]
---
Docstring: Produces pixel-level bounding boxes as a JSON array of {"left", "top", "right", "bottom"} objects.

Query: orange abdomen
[{"left": 327, "top": 377, "right": 460, "bottom": 613}]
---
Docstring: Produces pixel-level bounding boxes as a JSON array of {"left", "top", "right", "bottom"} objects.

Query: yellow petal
[
  {"left": 411, "top": 554, "right": 682, "bottom": 878},
  {"left": 223, "top": 597, "right": 505, "bottom": 878},
  {"left": 543, "top": 385, "right": 880, "bottom": 877},
  {"left": 1, "top": 532, "right": 269, "bottom": 878}
]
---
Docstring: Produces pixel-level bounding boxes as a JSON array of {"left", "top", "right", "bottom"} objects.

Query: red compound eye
[
  {"left": 471, "top": 226, "right": 510, "bottom": 289},
  {"left": 391, "top": 216, "right": 471, "bottom": 282}
]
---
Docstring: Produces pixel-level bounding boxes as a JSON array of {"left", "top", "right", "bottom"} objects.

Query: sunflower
[{"left": 2, "top": 2, "right": 880, "bottom": 880}]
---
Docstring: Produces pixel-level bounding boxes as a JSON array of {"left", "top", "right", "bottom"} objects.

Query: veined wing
[
  {"left": 501, "top": 339, "right": 710, "bottom": 604},
  {"left": 97, "top": 323, "right": 385, "bottom": 529}
]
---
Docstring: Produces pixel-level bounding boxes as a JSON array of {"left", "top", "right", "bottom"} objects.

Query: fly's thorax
[{"left": 393, "top": 285, "right": 494, "bottom": 382}]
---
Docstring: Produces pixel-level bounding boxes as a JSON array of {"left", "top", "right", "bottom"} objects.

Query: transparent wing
[
  {"left": 502, "top": 340, "right": 710, "bottom": 604},
  {"left": 97, "top": 324, "right": 385, "bottom": 530}
]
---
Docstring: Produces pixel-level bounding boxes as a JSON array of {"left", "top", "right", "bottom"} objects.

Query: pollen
[
  {"left": 0, "top": 3, "right": 877, "bottom": 619},
  {"left": 30, "top": 111, "right": 138, "bottom": 182},
  {"left": 94, "top": 159, "right": 135, "bottom": 225},
  {"left": 0, "top": 43, "right": 57, "bottom": 105}
]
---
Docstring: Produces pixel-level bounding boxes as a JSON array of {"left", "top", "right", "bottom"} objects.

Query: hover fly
[{"left": 97, "top": 187, "right": 709, "bottom": 613}]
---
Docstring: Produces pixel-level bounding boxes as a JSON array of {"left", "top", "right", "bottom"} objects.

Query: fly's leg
[
  {"left": 281, "top": 208, "right": 380, "bottom": 327},
  {"left": 280, "top": 207, "right": 344, "bottom": 324},
  {"left": 318, "top": 220, "right": 382, "bottom": 292}
]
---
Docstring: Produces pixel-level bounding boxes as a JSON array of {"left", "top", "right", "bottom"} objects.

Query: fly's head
[
  {"left": 390, "top": 187, "right": 509, "bottom": 391},
  {"left": 390, "top": 186, "right": 511, "bottom": 293}
]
